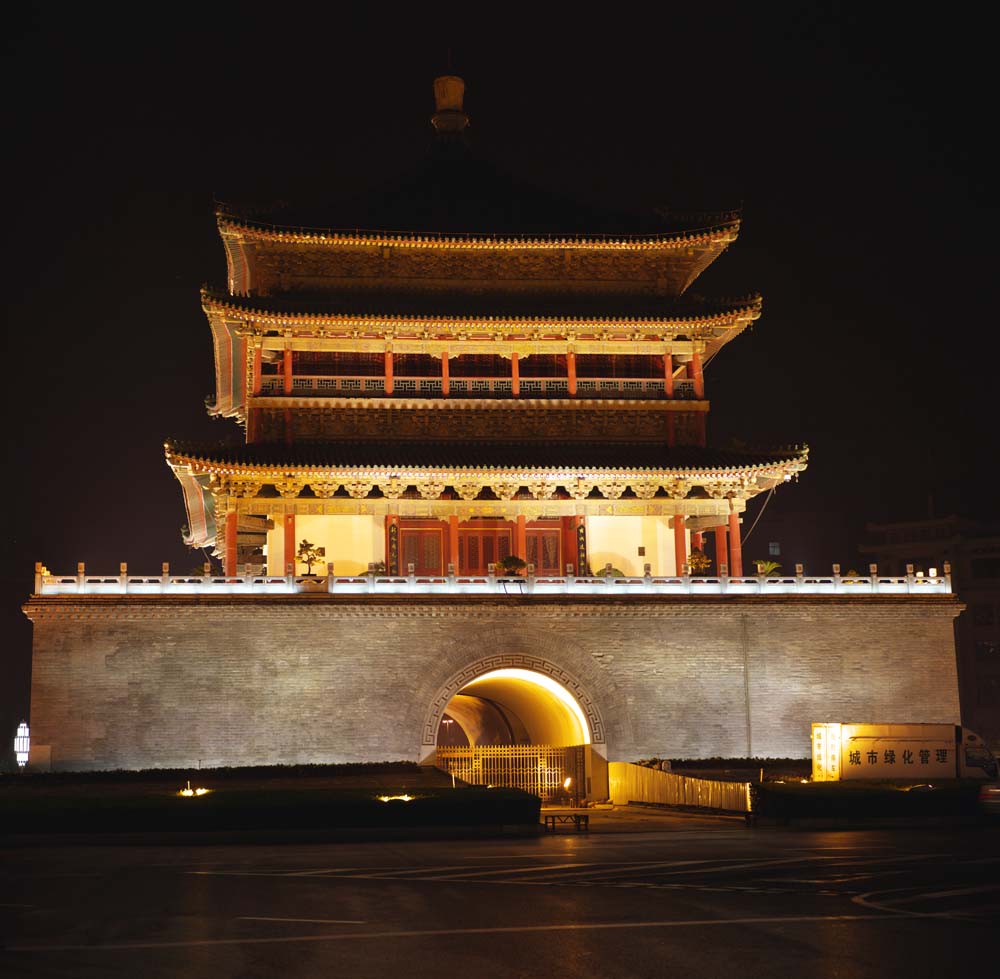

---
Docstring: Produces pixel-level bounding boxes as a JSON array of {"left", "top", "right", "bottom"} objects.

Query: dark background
[{"left": 2, "top": 4, "right": 994, "bottom": 766}]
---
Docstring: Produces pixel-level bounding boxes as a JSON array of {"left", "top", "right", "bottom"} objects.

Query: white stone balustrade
[{"left": 34, "top": 565, "right": 953, "bottom": 597}]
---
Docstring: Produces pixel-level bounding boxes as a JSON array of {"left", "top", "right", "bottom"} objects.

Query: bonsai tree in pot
[
  {"left": 496, "top": 555, "right": 528, "bottom": 576},
  {"left": 688, "top": 548, "right": 712, "bottom": 574},
  {"left": 296, "top": 539, "right": 326, "bottom": 574}
]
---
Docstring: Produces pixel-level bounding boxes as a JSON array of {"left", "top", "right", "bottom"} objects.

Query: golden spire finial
[{"left": 431, "top": 75, "right": 469, "bottom": 135}]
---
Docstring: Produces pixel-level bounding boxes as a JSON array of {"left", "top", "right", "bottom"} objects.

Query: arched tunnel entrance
[{"left": 433, "top": 668, "right": 607, "bottom": 803}]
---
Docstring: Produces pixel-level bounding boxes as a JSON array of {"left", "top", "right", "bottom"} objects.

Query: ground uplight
[{"left": 178, "top": 780, "right": 211, "bottom": 797}]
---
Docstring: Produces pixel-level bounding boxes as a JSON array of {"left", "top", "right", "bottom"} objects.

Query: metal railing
[
  {"left": 437, "top": 744, "right": 586, "bottom": 802},
  {"left": 34, "top": 565, "right": 953, "bottom": 597}
]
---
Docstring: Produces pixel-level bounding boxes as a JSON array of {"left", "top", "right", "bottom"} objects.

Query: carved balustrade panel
[
  {"left": 227, "top": 479, "right": 261, "bottom": 499},
  {"left": 274, "top": 479, "right": 304, "bottom": 499},
  {"left": 343, "top": 480, "right": 372, "bottom": 499},
  {"left": 526, "top": 480, "right": 556, "bottom": 500},
  {"left": 379, "top": 478, "right": 407, "bottom": 500},
  {"left": 417, "top": 481, "right": 447, "bottom": 500},
  {"left": 491, "top": 482, "right": 519, "bottom": 501},
  {"left": 309, "top": 481, "right": 341, "bottom": 498},
  {"left": 569, "top": 479, "right": 596, "bottom": 501},
  {"left": 631, "top": 483, "right": 660, "bottom": 500},
  {"left": 595, "top": 480, "right": 627, "bottom": 500}
]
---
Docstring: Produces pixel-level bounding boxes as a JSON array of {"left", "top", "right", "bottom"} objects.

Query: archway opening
[
  {"left": 438, "top": 668, "right": 591, "bottom": 748},
  {"left": 435, "top": 668, "right": 598, "bottom": 802}
]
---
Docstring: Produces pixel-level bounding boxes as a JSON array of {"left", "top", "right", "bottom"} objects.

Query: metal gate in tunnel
[{"left": 436, "top": 744, "right": 586, "bottom": 802}]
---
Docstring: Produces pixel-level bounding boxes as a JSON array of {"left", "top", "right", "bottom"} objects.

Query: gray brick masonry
[{"left": 23, "top": 595, "right": 963, "bottom": 770}]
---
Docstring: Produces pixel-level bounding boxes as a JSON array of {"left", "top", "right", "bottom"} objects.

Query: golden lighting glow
[
  {"left": 178, "top": 780, "right": 211, "bottom": 797},
  {"left": 377, "top": 794, "right": 415, "bottom": 802},
  {"left": 463, "top": 668, "right": 591, "bottom": 745}
]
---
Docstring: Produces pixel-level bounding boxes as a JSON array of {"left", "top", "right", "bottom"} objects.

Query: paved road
[{"left": 3, "top": 817, "right": 998, "bottom": 977}]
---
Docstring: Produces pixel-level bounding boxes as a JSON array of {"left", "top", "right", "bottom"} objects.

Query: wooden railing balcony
[{"left": 258, "top": 376, "right": 701, "bottom": 400}]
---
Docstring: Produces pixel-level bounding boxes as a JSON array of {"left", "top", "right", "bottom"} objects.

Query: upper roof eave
[{"left": 216, "top": 212, "right": 742, "bottom": 251}]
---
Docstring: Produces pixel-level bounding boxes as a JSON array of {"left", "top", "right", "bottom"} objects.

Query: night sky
[{"left": 2, "top": 5, "right": 994, "bottom": 761}]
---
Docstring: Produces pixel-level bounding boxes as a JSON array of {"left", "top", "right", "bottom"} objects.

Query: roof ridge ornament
[{"left": 431, "top": 75, "right": 470, "bottom": 137}]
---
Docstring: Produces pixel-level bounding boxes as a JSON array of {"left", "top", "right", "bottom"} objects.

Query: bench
[{"left": 542, "top": 811, "right": 590, "bottom": 832}]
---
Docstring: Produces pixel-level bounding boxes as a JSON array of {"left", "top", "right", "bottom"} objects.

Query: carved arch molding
[{"left": 422, "top": 654, "right": 606, "bottom": 747}]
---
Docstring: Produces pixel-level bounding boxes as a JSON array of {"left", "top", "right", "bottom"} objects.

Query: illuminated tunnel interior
[{"left": 437, "top": 668, "right": 591, "bottom": 747}]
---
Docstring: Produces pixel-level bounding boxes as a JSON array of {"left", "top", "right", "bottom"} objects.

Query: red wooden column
[
  {"left": 384, "top": 346, "right": 394, "bottom": 396},
  {"left": 688, "top": 350, "right": 704, "bottom": 398},
  {"left": 515, "top": 514, "right": 527, "bottom": 563},
  {"left": 283, "top": 348, "right": 293, "bottom": 445},
  {"left": 283, "top": 514, "right": 296, "bottom": 573},
  {"left": 224, "top": 511, "right": 238, "bottom": 577},
  {"left": 673, "top": 514, "right": 687, "bottom": 575},
  {"left": 714, "top": 522, "right": 728, "bottom": 572},
  {"left": 728, "top": 511, "right": 743, "bottom": 577},
  {"left": 511, "top": 352, "right": 520, "bottom": 398},
  {"left": 448, "top": 515, "right": 459, "bottom": 571},
  {"left": 252, "top": 347, "right": 262, "bottom": 395},
  {"left": 692, "top": 531, "right": 704, "bottom": 552},
  {"left": 441, "top": 349, "right": 450, "bottom": 397},
  {"left": 663, "top": 352, "right": 674, "bottom": 398},
  {"left": 566, "top": 349, "right": 577, "bottom": 397}
]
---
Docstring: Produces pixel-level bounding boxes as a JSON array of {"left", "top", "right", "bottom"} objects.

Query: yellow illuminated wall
[
  {"left": 586, "top": 515, "right": 684, "bottom": 576},
  {"left": 266, "top": 514, "right": 384, "bottom": 575}
]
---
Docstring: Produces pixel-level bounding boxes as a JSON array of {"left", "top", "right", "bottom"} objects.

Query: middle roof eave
[
  {"left": 200, "top": 287, "right": 763, "bottom": 326},
  {"left": 166, "top": 439, "right": 807, "bottom": 475}
]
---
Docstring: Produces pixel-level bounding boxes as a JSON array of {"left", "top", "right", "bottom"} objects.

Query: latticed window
[
  {"left": 394, "top": 353, "right": 441, "bottom": 377},
  {"left": 576, "top": 354, "right": 660, "bottom": 378},
  {"left": 292, "top": 351, "right": 383, "bottom": 376},
  {"left": 519, "top": 354, "right": 567, "bottom": 377},
  {"left": 451, "top": 354, "right": 508, "bottom": 377}
]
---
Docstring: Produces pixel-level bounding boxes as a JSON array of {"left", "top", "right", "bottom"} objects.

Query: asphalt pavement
[{"left": 3, "top": 809, "right": 998, "bottom": 978}]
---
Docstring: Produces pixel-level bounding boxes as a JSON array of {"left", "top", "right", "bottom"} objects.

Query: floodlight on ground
[{"left": 178, "top": 779, "right": 211, "bottom": 797}]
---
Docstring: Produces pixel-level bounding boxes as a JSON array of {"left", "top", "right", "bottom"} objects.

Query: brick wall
[{"left": 24, "top": 595, "right": 962, "bottom": 770}]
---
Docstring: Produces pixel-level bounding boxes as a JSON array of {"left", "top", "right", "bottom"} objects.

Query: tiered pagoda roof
[{"left": 167, "top": 74, "right": 807, "bottom": 566}]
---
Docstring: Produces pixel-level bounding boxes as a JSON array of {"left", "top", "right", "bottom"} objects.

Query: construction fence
[{"left": 609, "top": 762, "right": 751, "bottom": 813}]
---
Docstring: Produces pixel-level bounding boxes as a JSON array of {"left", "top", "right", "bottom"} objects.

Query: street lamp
[{"left": 14, "top": 722, "right": 29, "bottom": 768}]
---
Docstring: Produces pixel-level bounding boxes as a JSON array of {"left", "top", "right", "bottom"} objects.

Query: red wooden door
[
  {"left": 400, "top": 525, "right": 444, "bottom": 575},
  {"left": 526, "top": 524, "right": 562, "bottom": 574},
  {"left": 458, "top": 522, "right": 512, "bottom": 574}
]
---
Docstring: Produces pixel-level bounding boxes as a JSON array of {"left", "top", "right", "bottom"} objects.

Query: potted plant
[
  {"left": 296, "top": 539, "right": 326, "bottom": 574},
  {"left": 688, "top": 548, "right": 712, "bottom": 574},
  {"left": 496, "top": 555, "right": 528, "bottom": 577}
]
